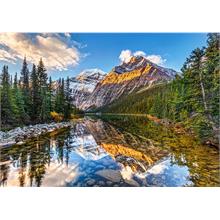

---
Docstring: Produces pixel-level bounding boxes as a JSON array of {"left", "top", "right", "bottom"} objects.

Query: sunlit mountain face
[
  {"left": 79, "top": 56, "right": 178, "bottom": 110},
  {"left": 0, "top": 116, "right": 219, "bottom": 187}
]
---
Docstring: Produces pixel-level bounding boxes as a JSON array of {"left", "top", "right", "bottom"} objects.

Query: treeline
[
  {"left": 100, "top": 33, "right": 219, "bottom": 144},
  {"left": 0, "top": 58, "right": 81, "bottom": 130}
]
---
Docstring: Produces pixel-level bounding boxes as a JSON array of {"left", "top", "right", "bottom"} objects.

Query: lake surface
[{"left": 0, "top": 115, "right": 219, "bottom": 187}]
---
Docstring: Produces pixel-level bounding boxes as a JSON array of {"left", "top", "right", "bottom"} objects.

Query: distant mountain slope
[
  {"left": 69, "top": 69, "right": 106, "bottom": 109},
  {"left": 95, "top": 83, "right": 170, "bottom": 115},
  {"left": 82, "top": 56, "right": 177, "bottom": 110}
]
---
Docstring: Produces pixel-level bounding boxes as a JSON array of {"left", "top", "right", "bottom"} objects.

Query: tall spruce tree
[
  {"left": 64, "top": 76, "right": 72, "bottom": 119},
  {"left": 55, "top": 78, "right": 65, "bottom": 115},
  {"left": 20, "top": 57, "right": 31, "bottom": 120},
  {"left": 204, "top": 33, "right": 220, "bottom": 126},
  {"left": 48, "top": 76, "right": 53, "bottom": 113},
  {"left": 0, "top": 66, "right": 15, "bottom": 126},
  {"left": 12, "top": 72, "right": 26, "bottom": 123},
  {"left": 37, "top": 58, "right": 49, "bottom": 122},
  {"left": 30, "top": 64, "right": 40, "bottom": 121}
]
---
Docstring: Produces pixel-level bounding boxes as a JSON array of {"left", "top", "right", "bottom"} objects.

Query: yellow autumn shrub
[{"left": 50, "top": 111, "right": 63, "bottom": 122}]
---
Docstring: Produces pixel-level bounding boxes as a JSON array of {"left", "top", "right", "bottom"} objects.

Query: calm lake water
[{"left": 0, "top": 115, "right": 219, "bottom": 187}]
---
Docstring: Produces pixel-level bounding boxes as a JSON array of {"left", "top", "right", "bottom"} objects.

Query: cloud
[
  {"left": 119, "top": 49, "right": 132, "bottom": 63},
  {"left": 133, "top": 50, "right": 146, "bottom": 57},
  {"left": 119, "top": 49, "right": 166, "bottom": 66},
  {"left": 0, "top": 33, "right": 81, "bottom": 71},
  {"left": 146, "top": 55, "right": 166, "bottom": 66},
  {"left": 0, "top": 49, "right": 17, "bottom": 63}
]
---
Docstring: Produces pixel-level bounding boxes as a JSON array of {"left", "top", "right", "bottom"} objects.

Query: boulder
[{"left": 95, "top": 169, "right": 122, "bottom": 183}]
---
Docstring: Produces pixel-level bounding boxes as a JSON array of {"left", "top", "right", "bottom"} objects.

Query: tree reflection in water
[{"left": 0, "top": 116, "right": 219, "bottom": 187}]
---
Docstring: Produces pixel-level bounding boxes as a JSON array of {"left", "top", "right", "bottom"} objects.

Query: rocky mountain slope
[
  {"left": 69, "top": 69, "right": 106, "bottom": 109},
  {"left": 81, "top": 55, "right": 177, "bottom": 110}
]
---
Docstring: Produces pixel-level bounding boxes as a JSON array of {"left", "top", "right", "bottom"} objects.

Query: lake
[{"left": 0, "top": 115, "right": 219, "bottom": 187}]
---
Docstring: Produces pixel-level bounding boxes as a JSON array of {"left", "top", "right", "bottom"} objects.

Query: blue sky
[{"left": 0, "top": 33, "right": 207, "bottom": 79}]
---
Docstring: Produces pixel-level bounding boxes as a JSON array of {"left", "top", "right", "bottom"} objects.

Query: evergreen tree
[
  {"left": 48, "top": 76, "right": 53, "bottom": 113},
  {"left": 30, "top": 64, "right": 40, "bottom": 121},
  {"left": 12, "top": 72, "right": 27, "bottom": 123},
  {"left": 203, "top": 33, "right": 220, "bottom": 126},
  {"left": 55, "top": 78, "right": 61, "bottom": 113},
  {"left": 55, "top": 78, "right": 65, "bottom": 114},
  {"left": 64, "top": 76, "right": 72, "bottom": 119},
  {"left": 20, "top": 57, "right": 31, "bottom": 119},
  {"left": 0, "top": 66, "right": 15, "bottom": 126},
  {"left": 37, "top": 59, "right": 49, "bottom": 122}
]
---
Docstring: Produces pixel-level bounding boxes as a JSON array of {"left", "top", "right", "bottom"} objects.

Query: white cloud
[
  {"left": 0, "top": 33, "right": 80, "bottom": 71},
  {"left": 0, "top": 49, "right": 17, "bottom": 63},
  {"left": 133, "top": 50, "right": 146, "bottom": 57},
  {"left": 119, "top": 49, "right": 166, "bottom": 66},
  {"left": 146, "top": 55, "right": 166, "bottom": 66},
  {"left": 119, "top": 49, "right": 132, "bottom": 63}
]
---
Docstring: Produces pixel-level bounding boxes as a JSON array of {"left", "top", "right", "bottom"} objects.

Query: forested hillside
[
  {"left": 0, "top": 58, "right": 80, "bottom": 130},
  {"left": 99, "top": 33, "right": 220, "bottom": 145}
]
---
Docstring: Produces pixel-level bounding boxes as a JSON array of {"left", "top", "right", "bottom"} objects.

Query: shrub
[{"left": 50, "top": 111, "right": 63, "bottom": 122}]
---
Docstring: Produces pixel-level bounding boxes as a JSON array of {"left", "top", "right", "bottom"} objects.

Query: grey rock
[
  {"left": 98, "top": 180, "right": 105, "bottom": 186},
  {"left": 124, "top": 178, "right": 140, "bottom": 187},
  {"left": 0, "top": 122, "right": 71, "bottom": 148},
  {"left": 86, "top": 179, "right": 96, "bottom": 186},
  {"left": 95, "top": 169, "right": 122, "bottom": 183},
  {"left": 106, "top": 181, "right": 113, "bottom": 186}
]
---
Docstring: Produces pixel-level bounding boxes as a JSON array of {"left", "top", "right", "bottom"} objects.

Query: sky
[{"left": 0, "top": 33, "right": 208, "bottom": 79}]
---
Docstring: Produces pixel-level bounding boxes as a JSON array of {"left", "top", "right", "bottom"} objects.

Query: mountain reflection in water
[{"left": 0, "top": 116, "right": 219, "bottom": 187}]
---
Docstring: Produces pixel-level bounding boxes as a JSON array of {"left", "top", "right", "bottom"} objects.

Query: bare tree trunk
[
  {"left": 198, "top": 71, "right": 217, "bottom": 131},
  {"left": 198, "top": 71, "right": 208, "bottom": 111}
]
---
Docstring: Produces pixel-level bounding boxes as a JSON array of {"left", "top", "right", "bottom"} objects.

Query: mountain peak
[
  {"left": 76, "top": 69, "right": 106, "bottom": 81},
  {"left": 114, "top": 55, "right": 151, "bottom": 74},
  {"left": 81, "top": 56, "right": 178, "bottom": 110},
  {"left": 128, "top": 55, "right": 145, "bottom": 63},
  {"left": 69, "top": 68, "right": 106, "bottom": 109}
]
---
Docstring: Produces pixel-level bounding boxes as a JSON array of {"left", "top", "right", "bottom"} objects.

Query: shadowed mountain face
[
  {"left": 81, "top": 56, "right": 177, "bottom": 110},
  {"left": 0, "top": 116, "right": 219, "bottom": 187}
]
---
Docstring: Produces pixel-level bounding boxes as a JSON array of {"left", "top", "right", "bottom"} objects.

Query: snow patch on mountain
[{"left": 69, "top": 69, "right": 106, "bottom": 108}]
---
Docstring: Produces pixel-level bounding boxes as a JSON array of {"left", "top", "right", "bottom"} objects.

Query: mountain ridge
[
  {"left": 69, "top": 69, "right": 106, "bottom": 109},
  {"left": 81, "top": 55, "right": 177, "bottom": 110}
]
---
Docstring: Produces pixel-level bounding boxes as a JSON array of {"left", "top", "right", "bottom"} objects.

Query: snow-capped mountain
[
  {"left": 68, "top": 121, "right": 108, "bottom": 161},
  {"left": 69, "top": 69, "right": 106, "bottom": 108},
  {"left": 113, "top": 56, "right": 176, "bottom": 78},
  {"left": 80, "top": 56, "right": 177, "bottom": 110}
]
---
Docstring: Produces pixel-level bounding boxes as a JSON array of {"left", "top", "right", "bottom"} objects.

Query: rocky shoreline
[{"left": 0, "top": 122, "right": 72, "bottom": 148}]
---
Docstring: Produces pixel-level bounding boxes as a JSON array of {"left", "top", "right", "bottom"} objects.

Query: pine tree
[
  {"left": 37, "top": 58, "right": 49, "bottom": 122},
  {"left": 64, "top": 76, "right": 72, "bottom": 119},
  {"left": 48, "top": 76, "right": 53, "bottom": 113},
  {"left": 12, "top": 72, "right": 27, "bottom": 123},
  {"left": 55, "top": 78, "right": 61, "bottom": 113},
  {"left": 55, "top": 78, "right": 65, "bottom": 114},
  {"left": 203, "top": 33, "right": 220, "bottom": 126},
  {"left": 30, "top": 64, "right": 40, "bottom": 121},
  {"left": 20, "top": 57, "right": 31, "bottom": 120},
  {"left": 0, "top": 66, "right": 15, "bottom": 126}
]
